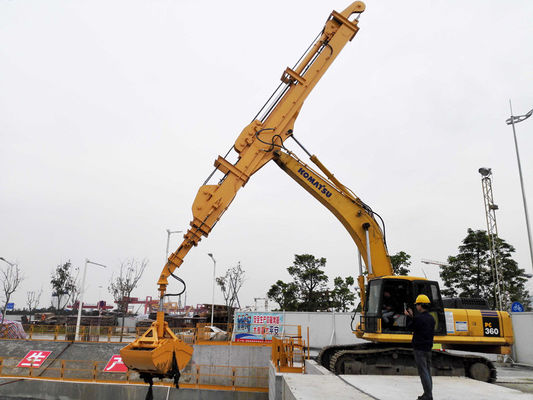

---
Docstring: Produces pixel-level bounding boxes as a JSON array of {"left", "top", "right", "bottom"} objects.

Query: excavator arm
[
  {"left": 158, "top": 1, "right": 366, "bottom": 296},
  {"left": 121, "top": 1, "right": 367, "bottom": 384},
  {"left": 272, "top": 149, "right": 393, "bottom": 307}
]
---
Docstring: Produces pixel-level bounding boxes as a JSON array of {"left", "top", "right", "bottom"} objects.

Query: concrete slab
[
  {"left": 340, "top": 375, "right": 533, "bottom": 400},
  {"left": 282, "top": 374, "right": 373, "bottom": 400}
]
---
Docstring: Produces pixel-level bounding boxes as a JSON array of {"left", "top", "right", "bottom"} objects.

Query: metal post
[
  {"left": 75, "top": 259, "right": 107, "bottom": 341},
  {"left": 208, "top": 253, "right": 216, "bottom": 326},
  {"left": 75, "top": 260, "right": 88, "bottom": 341},
  {"left": 507, "top": 101, "right": 533, "bottom": 272}
]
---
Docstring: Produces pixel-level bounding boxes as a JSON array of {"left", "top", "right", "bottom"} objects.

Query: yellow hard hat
[{"left": 415, "top": 294, "right": 431, "bottom": 304}]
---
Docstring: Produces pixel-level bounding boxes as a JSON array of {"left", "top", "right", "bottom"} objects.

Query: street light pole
[
  {"left": 75, "top": 259, "right": 108, "bottom": 341},
  {"left": 165, "top": 229, "right": 183, "bottom": 311},
  {"left": 506, "top": 102, "right": 533, "bottom": 273},
  {"left": 207, "top": 253, "right": 216, "bottom": 326},
  {"left": 165, "top": 229, "right": 183, "bottom": 261}
]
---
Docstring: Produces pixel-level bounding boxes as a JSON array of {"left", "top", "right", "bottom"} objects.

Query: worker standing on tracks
[{"left": 405, "top": 294, "right": 435, "bottom": 400}]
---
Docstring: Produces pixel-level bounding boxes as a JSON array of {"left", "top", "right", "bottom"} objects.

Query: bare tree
[
  {"left": 1, "top": 262, "right": 24, "bottom": 324},
  {"left": 26, "top": 288, "right": 43, "bottom": 323},
  {"left": 216, "top": 262, "right": 245, "bottom": 322},
  {"left": 108, "top": 259, "right": 147, "bottom": 341}
]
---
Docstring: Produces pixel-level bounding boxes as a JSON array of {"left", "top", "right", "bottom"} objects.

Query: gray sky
[{"left": 1, "top": 0, "right": 532, "bottom": 311}]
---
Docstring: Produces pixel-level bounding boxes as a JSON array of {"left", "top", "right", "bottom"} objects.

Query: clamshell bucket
[{"left": 120, "top": 318, "right": 193, "bottom": 378}]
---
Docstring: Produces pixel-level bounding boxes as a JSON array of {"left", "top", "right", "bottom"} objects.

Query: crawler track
[{"left": 317, "top": 343, "right": 496, "bottom": 383}]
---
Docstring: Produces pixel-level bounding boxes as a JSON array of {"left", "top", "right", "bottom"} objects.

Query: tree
[
  {"left": 217, "top": 262, "right": 245, "bottom": 322},
  {"left": 108, "top": 258, "right": 147, "bottom": 341},
  {"left": 1, "top": 262, "right": 23, "bottom": 324},
  {"left": 267, "top": 280, "right": 299, "bottom": 311},
  {"left": 331, "top": 276, "right": 356, "bottom": 312},
  {"left": 440, "top": 229, "right": 530, "bottom": 310},
  {"left": 50, "top": 261, "right": 79, "bottom": 311},
  {"left": 390, "top": 251, "right": 411, "bottom": 275},
  {"left": 26, "top": 288, "right": 43, "bottom": 323},
  {"left": 287, "top": 254, "right": 329, "bottom": 311}
]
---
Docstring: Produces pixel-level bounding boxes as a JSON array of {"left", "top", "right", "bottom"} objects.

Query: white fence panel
[
  {"left": 511, "top": 312, "right": 533, "bottom": 365},
  {"left": 282, "top": 311, "right": 365, "bottom": 349}
]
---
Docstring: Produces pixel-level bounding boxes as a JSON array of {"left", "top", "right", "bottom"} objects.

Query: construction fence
[{"left": 0, "top": 322, "right": 307, "bottom": 346}]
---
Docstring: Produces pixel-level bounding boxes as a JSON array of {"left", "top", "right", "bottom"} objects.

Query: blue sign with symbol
[
  {"left": 6, "top": 303, "right": 14, "bottom": 311},
  {"left": 511, "top": 302, "right": 524, "bottom": 312}
]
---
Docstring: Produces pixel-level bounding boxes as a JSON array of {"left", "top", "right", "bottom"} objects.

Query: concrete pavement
[{"left": 340, "top": 375, "right": 533, "bottom": 400}]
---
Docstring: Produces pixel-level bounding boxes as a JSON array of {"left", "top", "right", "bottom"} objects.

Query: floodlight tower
[{"left": 479, "top": 167, "right": 504, "bottom": 310}]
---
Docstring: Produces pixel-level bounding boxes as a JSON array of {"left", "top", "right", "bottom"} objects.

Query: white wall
[
  {"left": 282, "top": 311, "right": 365, "bottom": 349},
  {"left": 511, "top": 312, "right": 533, "bottom": 365}
]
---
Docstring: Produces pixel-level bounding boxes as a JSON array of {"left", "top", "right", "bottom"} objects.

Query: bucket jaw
[{"left": 120, "top": 315, "right": 193, "bottom": 387}]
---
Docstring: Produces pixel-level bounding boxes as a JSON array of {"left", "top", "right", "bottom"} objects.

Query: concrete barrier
[{"left": 0, "top": 379, "right": 268, "bottom": 400}]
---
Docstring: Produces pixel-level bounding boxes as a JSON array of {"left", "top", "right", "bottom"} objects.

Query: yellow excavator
[{"left": 121, "top": 0, "right": 514, "bottom": 387}]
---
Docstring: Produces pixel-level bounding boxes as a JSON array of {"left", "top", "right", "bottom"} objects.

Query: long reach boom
[{"left": 121, "top": 1, "right": 368, "bottom": 387}]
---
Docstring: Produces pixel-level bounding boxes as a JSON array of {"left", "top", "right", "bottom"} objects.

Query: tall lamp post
[
  {"left": 75, "top": 259, "right": 108, "bottom": 341},
  {"left": 207, "top": 253, "right": 216, "bottom": 326},
  {"left": 506, "top": 102, "right": 533, "bottom": 273}
]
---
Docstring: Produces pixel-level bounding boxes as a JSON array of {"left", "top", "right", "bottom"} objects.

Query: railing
[
  {"left": 270, "top": 326, "right": 309, "bottom": 373},
  {"left": 0, "top": 322, "right": 307, "bottom": 347},
  {"left": 0, "top": 357, "right": 268, "bottom": 391},
  {"left": 0, "top": 324, "right": 139, "bottom": 343}
]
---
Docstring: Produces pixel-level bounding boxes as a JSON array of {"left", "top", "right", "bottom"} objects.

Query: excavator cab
[{"left": 363, "top": 277, "right": 446, "bottom": 335}]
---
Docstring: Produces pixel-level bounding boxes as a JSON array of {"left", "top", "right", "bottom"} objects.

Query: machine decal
[
  {"left": 297, "top": 168, "right": 333, "bottom": 198},
  {"left": 445, "top": 311, "right": 455, "bottom": 334},
  {"left": 455, "top": 321, "right": 468, "bottom": 332},
  {"left": 481, "top": 311, "right": 500, "bottom": 337}
]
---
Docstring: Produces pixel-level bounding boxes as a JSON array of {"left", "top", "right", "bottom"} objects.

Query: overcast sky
[{"left": 1, "top": 0, "right": 532, "bottom": 312}]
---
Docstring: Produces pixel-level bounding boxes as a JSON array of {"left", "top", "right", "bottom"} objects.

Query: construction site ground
[{"left": 1, "top": 339, "right": 533, "bottom": 399}]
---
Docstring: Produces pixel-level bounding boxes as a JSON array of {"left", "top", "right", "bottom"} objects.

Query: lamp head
[{"left": 478, "top": 167, "right": 492, "bottom": 177}]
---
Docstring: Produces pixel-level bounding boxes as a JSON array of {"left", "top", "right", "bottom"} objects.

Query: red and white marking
[
  {"left": 103, "top": 354, "right": 128, "bottom": 372},
  {"left": 17, "top": 350, "right": 52, "bottom": 368}
]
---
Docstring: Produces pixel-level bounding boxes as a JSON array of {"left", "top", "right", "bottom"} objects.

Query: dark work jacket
[{"left": 408, "top": 311, "right": 435, "bottom": 352}]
